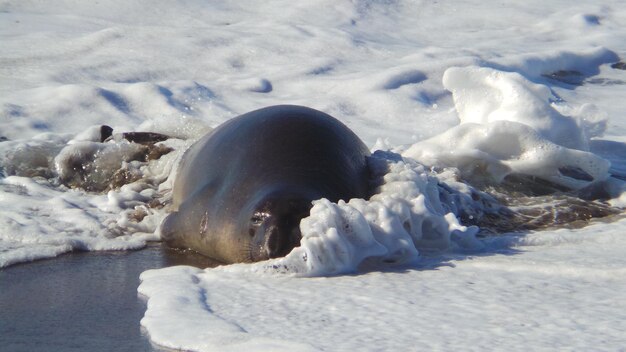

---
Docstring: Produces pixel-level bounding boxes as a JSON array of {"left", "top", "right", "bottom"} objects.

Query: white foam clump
[
  {"left": 0, "top": 129, "right": 184, "bottom": 267},
  {"left": 442, "top": 67, "right": 588, "bottom": 149},
  {"left": 0, "top": 176, "right": 155, "bottom": 268},
  {"left": 404, "top": 66, "right": 611, "bottom": 190},
  {"left": 215, "top": 153, "right": 479, "bottom": 277},
  {"left": 54, "top": 140, "right": 146, "bottom": 189}
]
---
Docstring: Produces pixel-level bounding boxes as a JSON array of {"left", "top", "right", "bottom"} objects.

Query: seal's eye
[{"left": 250, "top": 211, "right": 270, "bottom": 226}]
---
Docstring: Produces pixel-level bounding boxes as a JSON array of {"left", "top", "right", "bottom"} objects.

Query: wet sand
[{"left": 0, "top": 244, "right": 220, "bottom": 352}]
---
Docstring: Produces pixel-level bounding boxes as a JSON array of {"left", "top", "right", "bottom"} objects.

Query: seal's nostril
[{"left": 265, "top": 218, "right": 303, "bottom": 259}]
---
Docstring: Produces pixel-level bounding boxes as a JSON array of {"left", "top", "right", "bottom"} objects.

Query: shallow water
[{"left": 0, "top": 245, "right": 218, "bottom": 352}]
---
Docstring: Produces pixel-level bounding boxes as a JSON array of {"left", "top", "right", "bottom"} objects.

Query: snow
[{"left": 2, "top": 0, "right": 626, "bottom": 350}]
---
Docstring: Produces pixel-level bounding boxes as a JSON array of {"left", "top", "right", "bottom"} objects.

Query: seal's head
[
  {"left": 244, "top": 189, "right": 314, "bottom": 261},
  {"left": 161, "top": 185, "right": 316, "bottom": 264}
]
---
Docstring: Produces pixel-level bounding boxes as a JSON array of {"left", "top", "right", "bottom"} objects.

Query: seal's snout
[
  {"left": 251, "top": 192, "right": 312, "bottom": 260},
  {"left": 265, "top": 217, "right": 302, "bottom": 259}
]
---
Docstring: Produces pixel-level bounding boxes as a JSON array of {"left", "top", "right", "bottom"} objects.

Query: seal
[{"left": 160, "top": 105, "right": 371, "bottom": 263}]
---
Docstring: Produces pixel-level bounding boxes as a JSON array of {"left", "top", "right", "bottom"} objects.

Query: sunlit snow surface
[{"left": 2, "top": 0, "right": 626, "bottom": 350}]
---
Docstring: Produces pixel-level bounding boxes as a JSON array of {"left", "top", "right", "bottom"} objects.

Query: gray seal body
[{"left": 160, "top": 105, "right": 371, "bottom": 263}]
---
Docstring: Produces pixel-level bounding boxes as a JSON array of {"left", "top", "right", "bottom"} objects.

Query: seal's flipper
[
  {"left": 120, "top": 132, "right": 170, "bottom": 145},
  {"left": 101, "top": 127, "right": 170, "bottom": 145},
  {"left": 100, "top": 125, "right": 113, "bottom": 142},
  {"left": 160, "top": 212, "right": 180, "bottom": 244}
]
